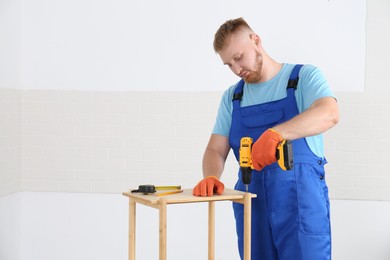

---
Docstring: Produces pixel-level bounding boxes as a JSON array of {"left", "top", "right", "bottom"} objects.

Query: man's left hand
[{"left": 252, "top": 129, "right": 283, "bottom": 171}]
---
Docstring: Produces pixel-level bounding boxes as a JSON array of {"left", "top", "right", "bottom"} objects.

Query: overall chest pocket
[{"left": 241, "top": 109, "right": 284, "bottom": 129}]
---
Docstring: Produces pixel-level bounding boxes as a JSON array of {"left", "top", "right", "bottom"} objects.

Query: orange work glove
[
  {"left": 193, "top": 176, "right": 225, "bottom": 197},
  {"left": 252, "top": 128, "right": 284, "bottom": 171}
]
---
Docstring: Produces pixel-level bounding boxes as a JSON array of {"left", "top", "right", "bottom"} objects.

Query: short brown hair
[{"left": 213, "top": 17, "right": 252, "bottom": 52}]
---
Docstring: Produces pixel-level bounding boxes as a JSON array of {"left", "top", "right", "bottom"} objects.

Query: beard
[{"left": 243, "top": 51, "right": 263, "bottom": 83}]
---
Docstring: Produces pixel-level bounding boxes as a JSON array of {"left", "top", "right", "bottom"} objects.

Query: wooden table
[{"left": 122, "top": 188, "right": 256, "bottom": 260}]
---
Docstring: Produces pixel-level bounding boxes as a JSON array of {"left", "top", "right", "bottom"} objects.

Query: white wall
[
  {"left": 19, "top": 192, "right": 128, "bottom": 260},
  {"left": 0, "top": 193, "right": 22, "bottom": 260},
  {"left": 18, "top": 0, "right": 365, "bottom": 92},
  {"left": 0, "top": 0, "right": 21, "bottom": 89},
  {"left": 331, "top": 199, "right": 390, "bottom": 260}
]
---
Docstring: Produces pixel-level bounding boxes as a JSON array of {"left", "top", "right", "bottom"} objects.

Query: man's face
[{"left": 219, "top": 31, "right": 263, "bottom": 83}]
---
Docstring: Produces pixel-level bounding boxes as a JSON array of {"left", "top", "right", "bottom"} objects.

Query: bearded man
[{"left": 193, "top": 17, "right": 339, "bottom": 260}]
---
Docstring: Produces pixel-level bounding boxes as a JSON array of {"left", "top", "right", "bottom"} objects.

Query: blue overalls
[{"left": 230, "top": 65, "right": 331, "bottom": 260}]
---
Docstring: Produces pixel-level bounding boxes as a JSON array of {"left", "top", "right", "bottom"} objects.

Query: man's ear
[{"left": 250, "top": 33, "right": 261, "bottom": 46}]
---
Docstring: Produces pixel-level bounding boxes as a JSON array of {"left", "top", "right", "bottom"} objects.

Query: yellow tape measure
[
  {"left": 155, "top": 185, "right": 181, "bottom": 190},
  {"left": 131, "top": 185, "right": 181, "bottom": 194}
]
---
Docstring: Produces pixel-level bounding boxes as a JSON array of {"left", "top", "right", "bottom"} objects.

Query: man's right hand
[{"left": 193, "top": 176, "right": 225, "bottom": 197}]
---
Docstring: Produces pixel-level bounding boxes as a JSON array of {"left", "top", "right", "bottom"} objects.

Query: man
[{"left": 193, "top": 17, "right": 339, "bottom": 260}]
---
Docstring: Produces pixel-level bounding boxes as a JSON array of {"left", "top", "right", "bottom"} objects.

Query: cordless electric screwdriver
[{"left": 239, "top": 137, "right": 294, "bottom": 192}]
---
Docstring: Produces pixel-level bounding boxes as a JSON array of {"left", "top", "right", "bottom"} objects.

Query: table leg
[
  {"left": 243, "top": 193, "right": 252, "bottom": 260},
  {"left": 208, "top": 201, "right": 215, "bottom": 260},
  {"left": 159, "top": 198, "right": 167, "bottom": 260},
  {"left": 129, "top": 200, "right": 136, "bottom": 260}
]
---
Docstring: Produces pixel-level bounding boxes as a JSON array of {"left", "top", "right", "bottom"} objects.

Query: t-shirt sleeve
[
  {"left": 297, "top": 65, "right": 336, "bottom": 112},
  {"left": 212, "top": 89, "right": 233, "bottom": 137}
]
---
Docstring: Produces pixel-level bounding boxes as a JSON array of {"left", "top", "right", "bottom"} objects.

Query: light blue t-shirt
[{"left": 212, "top": 63, "right": 335, "bottom": 158}]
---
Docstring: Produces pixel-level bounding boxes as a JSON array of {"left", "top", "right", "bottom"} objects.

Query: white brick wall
[
  {"left": 19, "top": 90, "right": 224, "bottom": 194},
  {"left": 0, "top": 88, "right": 389, "bottom": 200},
  {"left": 325, "top": 93, "right": 390, "bottom": 200}
]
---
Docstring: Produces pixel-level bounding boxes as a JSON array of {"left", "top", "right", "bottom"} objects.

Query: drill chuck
[{"left": 241, "top": 167, "right": 252, "bottom": 185}]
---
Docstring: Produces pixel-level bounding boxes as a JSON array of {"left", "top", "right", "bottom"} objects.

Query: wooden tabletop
[{"left": 123, "top": 188, "right": 256, "bottom": 207}]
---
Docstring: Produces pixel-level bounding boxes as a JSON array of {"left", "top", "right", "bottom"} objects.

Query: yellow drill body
[{"left": 239, "top": 137, "right": 254, "bottom": 192}]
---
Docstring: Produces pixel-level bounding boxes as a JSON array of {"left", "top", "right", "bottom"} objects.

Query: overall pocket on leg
[{"left": 295, "top": 163, "right": 331, "bottom": 235}]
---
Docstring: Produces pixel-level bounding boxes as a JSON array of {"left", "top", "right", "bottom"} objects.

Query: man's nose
[{"left": 232, "top": 64, "right": 242, "bottom": 76}]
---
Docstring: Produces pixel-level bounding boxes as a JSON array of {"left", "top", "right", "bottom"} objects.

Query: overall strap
[
  {"left": 232, "top": 79, "right": 245, "bottom": 110},
  {"left": 287, "top": 64, "right": 303, "bottom": 89},
  {"left": 285, "top": 64, "right": 304, "bottom": 121}
]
